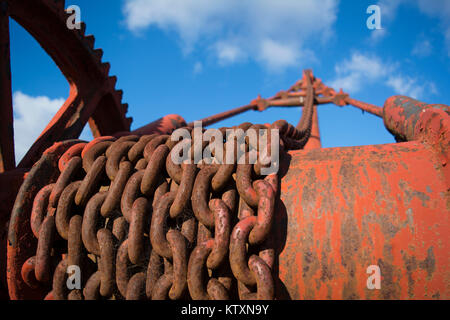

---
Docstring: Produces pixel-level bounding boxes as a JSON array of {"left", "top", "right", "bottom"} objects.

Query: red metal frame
[
  {"left": 0, "top": 0, "right": 187, "bottom": 299},
  {"left": 0, "top": 2, "right": 15, "bottom": 172}
]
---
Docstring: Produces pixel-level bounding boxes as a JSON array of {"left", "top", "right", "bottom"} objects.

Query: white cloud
[
  {"left": 415, "top": 0, "right": 450, "bottom": 19},
  {"left": 214, "top": 41, "right": 246, "bottom": 65},
  {"left": 123, "top": 0, "right": 338, "bottom": 71},
  {"left": 123, "top": 0, "right": 230, "bottom": 51},
  {"left": 386, "top": 76, "right": 424, "bottom": 99},
  {"left": 416, "top": 0, "right": 450, "bottom": 56},
  {"left": 331, "top": 53, "right": 391, "bottom": 93},
  {"left": 13, "top": 91, "right": 64, "bottom": 162},
  {"left": 374, "top": 0, "right": 450, "bottom": 55},
  {"left": 369, "top": 28, "right": 387, "bottom": 43},
  {"left": 331, "top": 52, "right": 437, "bottom": 100},
  {"left": 366, "top": 0, "right": 403, "bottom": 42},
  {"left": 412, "top": 39, "right": 432, "bottom": 57},
  {"left": 193, "top": 61, "right": 203, "bottom": 74},
  {"left": 258, "top": 39, "right": 300, "bottom": 72},
  {"left": 386, "top": 76, "right": 438, "bottom": 99},
  {"left": 335, "top": 53, "right": 387, "bottom": 79},
  {"left": 377, "top": 0, "right": 405, "bottom": 23},
  {"left": 12, "top": 92, "right": 94, "bottom": 163}
]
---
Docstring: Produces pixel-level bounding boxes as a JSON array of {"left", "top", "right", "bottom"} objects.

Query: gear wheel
[{"left": 2, "top": 0, "right": 132, "bottom": 170}]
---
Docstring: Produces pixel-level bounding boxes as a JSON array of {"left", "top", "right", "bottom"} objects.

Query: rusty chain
[{"left": 21, "top": 118, "right": 310, "bottom": 300}]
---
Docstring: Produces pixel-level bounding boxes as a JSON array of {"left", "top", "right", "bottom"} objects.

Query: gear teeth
[
  {"left": 93, "top": 49, "right": 104, "bottom": 62},
  {"left": 115, "top": 90, "right": 124, "bottom": 101},
  {"left": 78, "top": 22, "right": 87, "bottom": 36},
  {"left": 84, "top": 35, "right": 95, "bottom": 49},
  {"left": 126, "top": 117, "right": 133, "bottom": 128},
  {"left": 45, "top": 0, "right": 65, "bottom": 15},
  {"left": 55, "top": 0, "right": 66, "bottom": 10},
  {"left": 101, "top": 62, "right": 111, "bottom": 76},
  {"left": 35, "top": 0, "right": 133, "bottom": 137},
  {"left": 108, "top": 76, "right": 118, "bottom": 88}
]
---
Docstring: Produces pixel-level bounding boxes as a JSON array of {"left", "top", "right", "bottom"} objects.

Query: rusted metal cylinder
[
  {"left": 276, "top": 96, "right": 448, "bottom": 300},
  {"left": 276, "top": 140, "right": 449, "bottom": 299},
  {"left": 383, "top": 95, "right": 449, "bottom": 143},
  {"left": 383, "top": 95, "right": 449, "bottom": 182}
]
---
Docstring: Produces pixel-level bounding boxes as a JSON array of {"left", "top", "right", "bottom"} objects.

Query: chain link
[{"left": 20, "top": 119, "right": 309, "bottom": 300}]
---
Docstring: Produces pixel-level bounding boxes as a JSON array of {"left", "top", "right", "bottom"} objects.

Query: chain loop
[
  {"left": 206, "top": 199, "right": 231, "bottom": 270},
  {"left": 97, "top": 228, "right": 116, "bottom": 298},
  {"left": 192, "top": 165, "right": 219, "bottom": 228},
  {"left": 20, "top": 119, "right": 301, "bottom": 300},
  {"left": 229, "top": 216, "right": 257, "bottom": 286},
  {"left": 167, "top": 229, "right": 188, "bottom": 300},
  {"left": 59, "top": 142, "right": 87, "bottom": 172},
  {"left": 187, "top": 239, "right": 214, "bottom": 300},
  {"left": 30, "top": 183, "right": 54, "bottom": 238}
]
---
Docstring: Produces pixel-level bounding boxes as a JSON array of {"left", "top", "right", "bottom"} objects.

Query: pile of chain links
[{"left": 20, "top": 119, "right": 308, "bottom": 300}]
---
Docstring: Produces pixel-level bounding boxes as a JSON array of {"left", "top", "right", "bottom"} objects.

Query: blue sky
[{"left": 9, "top": 0, "right": 450, "bottom": 161}]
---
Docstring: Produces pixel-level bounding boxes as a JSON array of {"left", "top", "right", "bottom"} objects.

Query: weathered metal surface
[
  {"left": 384, "top": 95, "right": 450, "bottom": 146},
  {"left": 0, "top": 168, "right": 26, "bottom": 298},
  {"left": 7, "top": 140, "right": 83, "bottom": 299},
  {"left": 345, "top": 96, "right": 383, "bottom": 117},
  {"left": 276, "top": 98, "right": 449, "bottom": 299},
  {"left": 0, "top": 1, "right": 15, "bottom": 172},
  {"left": 277, "top": 141, "right": 448, "bottom": 299},
  {"left": 303, "top": 106, "right": 321, "bottom": 150},
  {"left": 384, "top": 96, "right": 450, "bottom": 186},
  {"left": 130, "top": 114, "right": 187, "bottom": 137}
]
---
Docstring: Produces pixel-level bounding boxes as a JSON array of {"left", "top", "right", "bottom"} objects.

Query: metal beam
[{"left": 0, "top": 1, "right": 15, "bottom": 172}]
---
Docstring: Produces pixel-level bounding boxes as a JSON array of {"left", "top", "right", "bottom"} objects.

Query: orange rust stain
[{"left": 278, "top": 140, "right": 448, "bottom": 299}]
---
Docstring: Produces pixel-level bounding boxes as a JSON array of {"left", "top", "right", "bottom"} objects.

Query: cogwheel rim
[{"left": 5, "top": 0, "right": 132, "bottom": 169}]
